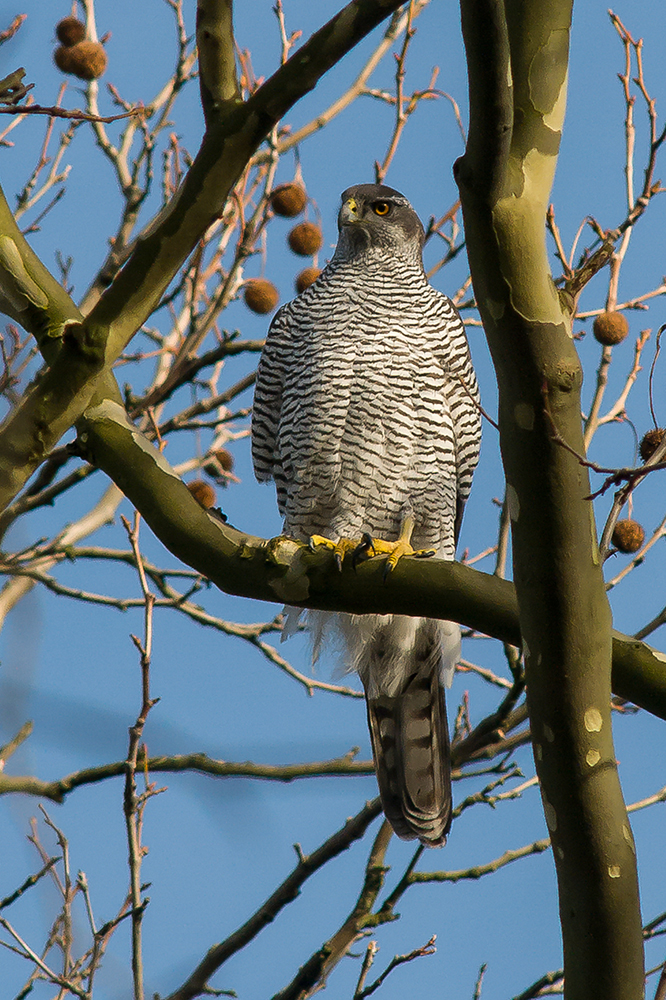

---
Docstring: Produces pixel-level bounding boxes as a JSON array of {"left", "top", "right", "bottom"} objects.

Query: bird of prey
[{"left": 252, "top": 183, "right": 481, "bottom": 846}]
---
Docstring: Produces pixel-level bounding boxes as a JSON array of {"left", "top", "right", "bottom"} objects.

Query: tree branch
[
  {"left": 271, "top": 821, "right": 394, "bottom": 1000},
  {"left": 0, "top": 0, "right": 407, "bottom": 511},
  {"left": 455, "top": 1, "right": 644, "bottom": 995},
  {"left": 197, "top": 0, "right": 240, "bottom": 125},
  {"left": 161, "top": 798, "right": 383, "bottom": 1000},
  {"left": 79, "top": 402, "right": 666, "bottom": 720},
  {"left": 0, "top": 752, "right": 376, "bottom": 803}
]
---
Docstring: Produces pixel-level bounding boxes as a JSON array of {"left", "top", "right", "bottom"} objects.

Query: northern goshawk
[{"left": 252, "top": 183, "right": 481, "bottom": 846}]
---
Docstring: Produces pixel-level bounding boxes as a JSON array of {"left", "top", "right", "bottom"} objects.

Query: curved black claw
[
  {"left": 413, "top": 548, "right": 437, "bottom": 559},
  {"left": 351, "top": 533, "right": 376, "bottom": 573},
  {"left": 382, "top": 557, "right": 395, "bottom": 582}
]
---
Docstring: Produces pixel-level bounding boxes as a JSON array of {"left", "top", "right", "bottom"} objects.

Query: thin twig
[
  {"left": 162, "top": 799, "right": 384, "bottom": 1000},
  {"left": 354, "top": 935, "right": 436, "bottom": 999},
  {"left": 122, "top": 513, "right": 160, "bottom": 1000},
  {"left": 0, "top": 858, "right": 59, "bottom": 911},
  {"left": 0, "top": 103, "right": 144, "bottom": 123}
]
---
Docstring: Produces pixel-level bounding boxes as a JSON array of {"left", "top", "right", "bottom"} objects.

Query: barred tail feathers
[
  {"left": 351, "top": 615, "right": 458, "bottom": 847},
  {"left": 290, "top": 610, "right": 458, "bottom": 846},
  {"left": 366, "top": 666, "right": 451, "bottom": 846}
]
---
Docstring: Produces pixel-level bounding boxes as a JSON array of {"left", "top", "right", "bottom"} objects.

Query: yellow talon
[
  {"left": 309, "top": 516, "right": 436, "bottom": 578},
  {"left": 308, "top": 534, "right": 334, "bottom": 552},
  {"left": 309, "top": 534, "right": 365, "bottom": 571},
  {"left": 380, "top": 515, "right": 436, "bottom": 576},
  {"left": 372, "top": 536, "right": 417, "bottom": 575}
]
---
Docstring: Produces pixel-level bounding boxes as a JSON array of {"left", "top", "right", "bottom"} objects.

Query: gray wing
[
  {"left": 432, "top": 292, "right": 482, "bottom": 539},
  {"left": 251, "top": 303, "right": 292, "bottom": 493}
]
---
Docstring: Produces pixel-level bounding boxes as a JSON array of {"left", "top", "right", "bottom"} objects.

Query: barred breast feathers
[{"left": 252, "top": 246, "right": 481, "bottom": 538}]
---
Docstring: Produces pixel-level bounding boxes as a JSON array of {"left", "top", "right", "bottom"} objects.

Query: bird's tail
[
  {"left": 295, "top": 609, "right": 457, "bottom": 846},
  {"left": 354, "top": 616, "right": 458, "bottom": 847}
]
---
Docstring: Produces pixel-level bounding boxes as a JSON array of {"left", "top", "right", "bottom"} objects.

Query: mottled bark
[
  {"left": 455, "top": 1, "right": 644, "bottom": 996},
  {"left": 197, "top": 0, "right": 240, "bottom": 123}
]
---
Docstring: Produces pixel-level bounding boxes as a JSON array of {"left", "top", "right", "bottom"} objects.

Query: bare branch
[
  {"left": 0, "top": 103, "right": 145, "bottom": 124},
  {"left": 122, "top": 513, "right": 160, "bottom": 1000},
  {"left": 0, "top": 857, "right": 59, "bottom": 912},
  {"left": 162, "top": 798, "right": 384, "bottom": 1000},
  {"left": 354, "top": 934, "right": 437, "bottom": 999}
]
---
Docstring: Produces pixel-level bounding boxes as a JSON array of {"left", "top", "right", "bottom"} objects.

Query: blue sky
[{"left": 1, "top": 2, "right": 666, "bottom": 998}]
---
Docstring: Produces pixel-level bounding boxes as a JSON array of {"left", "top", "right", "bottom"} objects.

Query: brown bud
[
  {"left": 56, "top": 16, "right": 86, "bottom": 46},
  {"left": 54, "top": 40, "right": 107, "bottom": 80},
  {"left": 212, "top": 448, "right": 234, "bottom": 473},
  {"left": 288, "top": 222, "right": 323, "bottom": 257},
  {"left": 612, "top": 519, "right": 645, "bottom": 554},
  {"left": 243, "top": 278, "right": 280, "bottom": 314},
  {"left": 592, "top": 311, "right": 629, "bottom": 346},
  {"left": 639, "top": 428, "right": 666, "bottom": 462},
  {"left": 295, "top": 267, "right": 322, "bottom": 293},
  {"left": 270, "top": 183, "right": 307, "bottom": 218},
  {"left": 187, "top": 479, "right": 216, "bottom": 509},
  {"left": 203, "top": 448, "right": 235, "bottom": 485}
]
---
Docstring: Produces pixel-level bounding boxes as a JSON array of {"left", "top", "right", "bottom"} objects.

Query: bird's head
[{"left": 335, "top": 184, "right": 426, "bottom": 263}]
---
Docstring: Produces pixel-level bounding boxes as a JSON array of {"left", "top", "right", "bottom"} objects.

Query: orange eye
[{"left": 372, "top": 201, "right": 391, "bottom": 216}]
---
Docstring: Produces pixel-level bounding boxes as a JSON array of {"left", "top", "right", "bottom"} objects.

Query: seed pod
[
  {"left": 639, "top": 428, "right": 666, "bottom": 462},
  {"left": 612, "top": 519, "right": 645, "bottom": 554},
  {"left": 295, "top": 267, "right": 322, "bottom": 293},
  {"left": 212, "top": 448, "right": 234, "bottom": 473},
  {"left": 187, "top": 479, "right": 216, "bottom": 509},
  {"left": 203, "top": 448, "right": 235, "bottom": 485},
  {"left": 288, "top": 221, "right": 323, "bottom": 256},
  {"left": 592, "top": 311, "right": 629, "bottom": 346},
  {"left": 243, "top": 278, "right": 279, "bottom": 314},
  {"left": 54, "top": 40, "right": 107, "bottom": 80},
  {"left": 56, "top": 16, "right": 86, "bottom": 46},
  {"left": 270, "top": 183, "right": 307, "bottom": 218}
]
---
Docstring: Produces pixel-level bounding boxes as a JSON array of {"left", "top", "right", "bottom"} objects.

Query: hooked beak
[{"left": 338, "top": 197, "right": 362, "bottom": 227}]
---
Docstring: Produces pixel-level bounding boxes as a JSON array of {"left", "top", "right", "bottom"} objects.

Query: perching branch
[{"left": 79, "top": 400, "right": 666, "bottom": 720}]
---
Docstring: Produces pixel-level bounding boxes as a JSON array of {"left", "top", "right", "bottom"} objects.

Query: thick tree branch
[
  {"left": 76, "top": 401, "right": 666, "bottom": 721},
  {"left": 456, "top": 1, "right": 644, "bottom": 996},
  {"left": 197, "top": 0, "right": 240, "bottom": 124},
  {"left": 0, "top": 185, "right": 123, "bottom": 510}
]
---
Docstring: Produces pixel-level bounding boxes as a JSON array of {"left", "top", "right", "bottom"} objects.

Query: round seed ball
[
  {"left": 295, "top": 267, "right": 322, "bottom": 293},
  {"left": 592, "top": 311, "right": 629, "bottom": 346},
  {"left": 288, "top": 222, "right": 323, "bottom": 256},
  {"left": 187, "top": 479, "right": 216, "bottom": 509},
  {"left": 56, "top": 16, "right": 86, "bottom": 46},
  {"left": 243, "top": 278, "right": 279, "bottom": 314},
  {"left": 203, "top": 448, "right": 235, "bottom": 485},
  {"left": 212, "top": 448, "right": 234, "bottom": 473},
  {"left": 54, "top": 40, "right": 107, "bottom": 80},
  {"left": 270, "top": 183, "right": 307, "bottom": 218},
  {"left": 612, "top": 519, "right": 645, "bottom": 553},
  {"left": 639, "top": 428, "right": 666, "bottom": 462}
]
